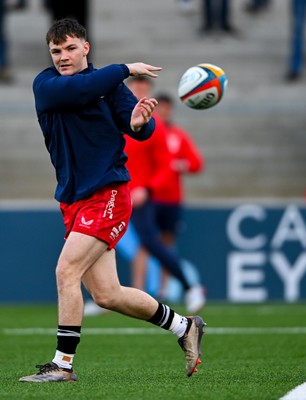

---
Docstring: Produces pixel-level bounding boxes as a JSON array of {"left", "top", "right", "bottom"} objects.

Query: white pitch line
[
  {"left": 2, "top": 327, "right": 306, "bottom": 336},
  {"left": 279, "top": 382, "right": 306, "bottom": 400}
]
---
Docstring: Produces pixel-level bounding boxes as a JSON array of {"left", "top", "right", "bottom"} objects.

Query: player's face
[
  {"left": 128, "top": 81, "right": 152, "bottom": 100},
  {"left": 49, "top": 36, "right": 90, "bottom": 76}
]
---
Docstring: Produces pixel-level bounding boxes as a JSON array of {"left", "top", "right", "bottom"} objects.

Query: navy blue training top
[{"left": 33, "top": 63, "right": 155, "bottom": 204}]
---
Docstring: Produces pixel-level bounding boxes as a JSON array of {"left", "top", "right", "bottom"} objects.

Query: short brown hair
[
  {"left": 46, "top": 18, "right": 87, "bottom": 45},
  {"left": 155, "top": 93, "right": 174, "bottom": 105}
]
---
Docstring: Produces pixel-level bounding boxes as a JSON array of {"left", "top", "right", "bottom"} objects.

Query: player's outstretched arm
[{"left": 126, "top": 62, "right": 162, "bottom": 78}]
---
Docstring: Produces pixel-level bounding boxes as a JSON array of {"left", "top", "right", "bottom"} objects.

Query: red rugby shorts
[{"left": 60, "top": 182, "right": 132, "bottom": 249}]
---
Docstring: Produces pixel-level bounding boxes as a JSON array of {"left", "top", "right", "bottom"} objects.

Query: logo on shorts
[
  {"left": 79, "top": 216, "right": 94, "bottom": 229},
  {"left": 103, "top": 190, "right": 118, "bottom": 220},
  {"left": 109, "top": 221, "right": 126, "bottom": 241}
]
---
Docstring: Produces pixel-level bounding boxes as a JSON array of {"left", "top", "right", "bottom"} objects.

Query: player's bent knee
[{"left": 92, "top": 290, "right": 121, "bottom": 310}]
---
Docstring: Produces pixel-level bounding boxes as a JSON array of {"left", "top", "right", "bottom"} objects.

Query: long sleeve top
[{"left": 33, "top": 63, "right": 155, "bottom": 203}]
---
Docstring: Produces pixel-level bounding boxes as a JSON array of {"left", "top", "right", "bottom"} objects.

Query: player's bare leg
[
  {"left": 20, "top": 233, "right": 205, "bottom": 381},
  {"left": 83, "top": 248, "right": 206, "bottom": 377},
  {"left": 55, "top": 232, "right": 110, "bottom": 325},
  {"left": 82, "top": 246, "right": 159, "bottom": 319},
  {"left": 20, "top": 232, "right": 110, "bottom": 382}
]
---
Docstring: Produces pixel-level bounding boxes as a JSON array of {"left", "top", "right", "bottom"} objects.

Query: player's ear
[{"left": 84, "top": 41, "right": 90, "bottom": 56}]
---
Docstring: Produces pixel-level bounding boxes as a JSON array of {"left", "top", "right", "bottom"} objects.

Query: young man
[{"left": 19, "top": 19, "right": 206, "bottom": 382}]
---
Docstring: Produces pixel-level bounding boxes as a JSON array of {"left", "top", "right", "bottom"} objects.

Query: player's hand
[
  {"left": 126, "top": 62, "right": 162, "bottom": 78},
  {"left": 131, "top": 187, "right": 150, "bottom": 208},
  {"left": 130, "top": 96, "right": 158, "bottom": 132}
]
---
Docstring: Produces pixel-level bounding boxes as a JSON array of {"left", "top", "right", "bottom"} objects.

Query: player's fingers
[
  {"left": 130, "top": 63, "right": 162, "bottom": 78},
  {"left": 143, "top": 99, "right": 157, "bottom": 111},
  {"left": 139, "top": 97, "right": 157, "bottom": 111},
  {"left": 143, "top": 63, "right": 162, "bottom": 71},
  {"left": 144, "top": 70, "right": 160, "bottom": 78},
  {"left": 147, "top": 98, "right": 158, "bottom": 107},
  {"left": 140, "top": 63, "right": 162, "bottom": 75},
  {"left": 139, "top": 102, "right": 155, "bottom": 120},
  {"left": 140, "top": 103, "right": 155, "bottom": 117}
]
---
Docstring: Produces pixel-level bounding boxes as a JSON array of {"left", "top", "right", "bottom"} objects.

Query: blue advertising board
[
  {"left": 1, "top": 202, "right": 305, "bottom": 303},
  {"left": 178, "top": 204, "right": 306, "bottom": 302}
]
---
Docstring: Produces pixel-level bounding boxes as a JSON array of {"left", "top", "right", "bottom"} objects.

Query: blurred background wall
[
  {"left": 0, "top": 0, "right": 305, "bottom": 303},
  {"left": 1, "top": 0, "right": 305, "bottom": 200}
]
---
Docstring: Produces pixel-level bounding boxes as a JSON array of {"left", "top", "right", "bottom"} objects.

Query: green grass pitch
[{"left": 0, "top": 303, "right": 305, "bottom": 400}]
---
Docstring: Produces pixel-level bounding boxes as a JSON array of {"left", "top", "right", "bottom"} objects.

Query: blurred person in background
[
  {"left": 44, "top": 0, "right": 89, "bottom": 29},
  {"left": 44, "top": 0, "right": 90, "bottom": 39},
  {"left": 135, "top": 93, "right": 204, "bottom": 300},
  {"left": 0, "top": 0, "right": 28, "bottom": 83},
  {"left": 0, "top": 0, "right": 12, "bottom": 82},
  {"left": 286, "top": 0, "right": 306, "bottom": 81},
  {"left": 199, "top": 0, "right": 236, "bottom": 35},
  {"left": 19, "top": 18, "right": 205, "bottom": 383},
  {"left": 125, "top": 76, "right": 206, "bottom": 312}
]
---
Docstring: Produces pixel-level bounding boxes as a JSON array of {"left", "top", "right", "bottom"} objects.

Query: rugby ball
[{"left": 178, "top": 64, "right": 228, "bottom": 110}]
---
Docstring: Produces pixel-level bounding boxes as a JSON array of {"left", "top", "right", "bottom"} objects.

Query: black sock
[
  {"left": 147, "top": 303, "right": 175, "bottom": 330},
  {"left": 56, "top": 325, "right": 81, "bottom": 354}
]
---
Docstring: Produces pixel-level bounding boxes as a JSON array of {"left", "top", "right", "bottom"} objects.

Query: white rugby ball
[{"left": 178, "top": 63, "right": 228, "bottom": 110}]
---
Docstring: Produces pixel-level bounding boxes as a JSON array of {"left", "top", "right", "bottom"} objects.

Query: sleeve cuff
[{"left": 120, "top": 64, "right": 130, "bottom": 79}]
